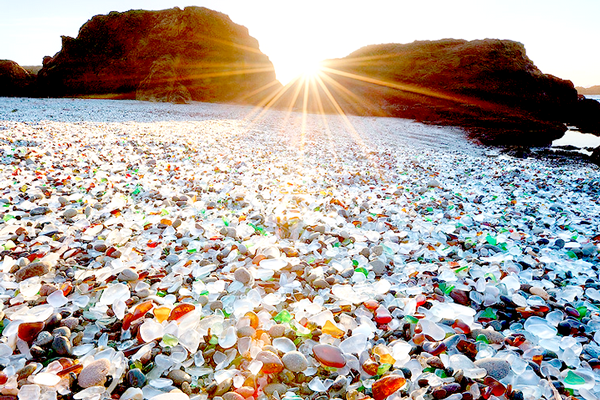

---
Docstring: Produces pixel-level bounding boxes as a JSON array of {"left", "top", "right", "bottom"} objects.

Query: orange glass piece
[
  {"left": 61, "top": 282, "right": 73, "bottom": 296},
  {"left": 168, "top": 303, "right": 195, "bottom": 321},
  {"left": 244, "top": 311, "right": 259, "bottom": 329},
  {"left": 18, "top": 321, "right": 45, "bottom": 343},
  {"left": 322, "top": 320, "right": 345, "bottom": 339},
  {"left": 123, "top": 300, "right": 153, "bottom": 330},
  {"left": 160, "top": 219, "right": 172, "bottom": 226},
  {"left": 153, "top": 306, "right": 171, "bottom": 323},
  {"left": 372, "top": 344, "right": 396, "bottom": 365},
  {"left": 362, "top": 358, "right": 379, "bottom": 375},
  {"left": 484, "top": 376, "right": 506, "bottom": 397},
  {"left": 532, "top": 354, "right": 543, "bottom": 365},
  {"left": 372, "top": 375, "right": 406, "bottom": 400},
  {"left": 57, "top": 363, "right": 83, "bottom": 377},
  {"left": 364, "top": 300, "right": 379, "bottom": 310},
  {"left": 57, "top": 358, "right": 75, "bottom": 368},
  {"left": 412, "top": 333, "right": 426, "bottom": 345},
  {"left": 255, "top": 351, "right": 284, "bottom": 374},
  {"left": 0, "top": 371, "right": 7, "bottom": 385},
  {"left": 313, "top": 344, "right": 346, "bottom": 368},
  {"left": 452, "top": 319, "right": 471, "bottom": 334}
]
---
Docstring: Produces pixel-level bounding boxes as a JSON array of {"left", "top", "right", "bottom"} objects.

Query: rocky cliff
[
  {"left": 0, "top": 60, "right": 35, "bottom": 97},
  {"left": 37, "top": 7, "right": 280, "bottom": 103},
  {"left": 276, "top": 39, "right": 596, "bottom": 145},
  {"left": 576, "top": 85, "right": 600, "bottom": 95}
]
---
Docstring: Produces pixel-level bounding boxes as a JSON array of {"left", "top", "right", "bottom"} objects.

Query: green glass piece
[
  {"left": 355, "top": 267, "right": 368, "bottom": 278},
  {"left": 404, "top": 315, "right": 419, "bottom": 324},
  {"left": 476, "top": 334, "right": 490, "bottom": 344},
  {"left": 486, "top": 234, "right": 497, "bottom": 246},
  {"left": 435, "top": 369, "right": 447, "bottom": 378},
  {"left": 479, "top": 307, "right": 497, "bottom": 320},
  {"left": 132, "top": 186, "right": 142, "bottom": 196},
  {"left": 352, "top": 260, "right": 359, "bottom": 267},
  {"left": 3, "top": 214, "right": 15, "bottom": 222},
  {"left": 222, "top": 217, "right": 229, "bottom": 227},
  {"left": 162, "top": 333, "right": 179, "bottom": 346},
  {"left": 209, "top": 335, "right": 219, "bottom": 345},
  {"left": 422, "top": 367, "right": 435, "bottom": 373},
  {"left": 438, "top": 282, "right": 454, "bottom": 295},
  {"left": 566, "top": 251, "right": 577, "bottom": 259},
  {"left": 273, "top": 310, "right": 293, "bottom": 324},
  {"left": 576, "top": 306, "right": 587, "bottom": 319},
  {"left": 426, "top": 207, "right": 433, "bottom": 213},
  {"left": 160, "top": 209, "right": 169, "bottom": 216},
  {"left": 377, "top": 363, "right": 392, "bottom": 376},
  {"left": 157, "top": 290, "right": 167, "bottom": 297},
  {"left": 564, "top": 370, "right": 586, "bottom": 385}
]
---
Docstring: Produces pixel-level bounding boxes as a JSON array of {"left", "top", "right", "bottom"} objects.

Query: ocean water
[{"left": 551, "top": 94, "right": 600, "bottom": 153}]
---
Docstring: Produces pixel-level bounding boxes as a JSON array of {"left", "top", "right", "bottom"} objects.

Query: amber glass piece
[
  {"left": 168, "top": 303, "right": 195, "bottom": 321},
  {"left": 313, "top": 344, "right": 346, "bottom": 368},
  {"left": 123, "top": 300, "right": 153, "bottom": 330},
  {"left": 153, "top": 306, "right": 171, "bottom": 323},
  {"left": 484, "top": 376, "right": 506, "bottom": 396},
  {"left": 235, "top": 387, "right": 256, "bottom": 398},
  {"left": 244, "top": 311, "right": 259, "bottom": 329},
  {"left": 374, "top": 305, "right": 392, "bottom": 324},
  {"left": 364, "top": 300, "right": 379, "bottom": 310},
  {"left": 322, "top": 320, "right": 345, "bottom": 338},
  {"left": 412, "top": 333, "right": 426, "bottom": 345},
  {"left": 57, "top": 358, "right": 75, "bottom": 368},
  {"left": 57, "top": 363, "right": 83, "bottom": 377},
  {"left": 372, "top": 375, "right": 406, "bottom": 400},
  {"left": 18, "top": 321, "right": 45, "bottom": 343},
  {"left": 61, "top": 282, "right": 73, "bottom": 296},
  {"left": 372, "top": 344, "right": 396, "bottom": 365},
  {"left": 452, "top": 319, "right": 471, "bottom": 334},
  {"left": 532, "top": 354, "right": 543, "bottom": 365},
  {"left": 362, "top": 358, "right": 379, "bottom": 376},
  {"left": 160, "top": 219, "right": 172, "bottom": 226},
  {"left": 255, "top": 351, "right": 284, "bottom": 374},
  {"left": 457, "top": 339, "right": 477, "bottom": 358}
]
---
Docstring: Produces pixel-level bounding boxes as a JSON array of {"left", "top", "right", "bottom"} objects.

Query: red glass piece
[{"left": 312, "top": 344, "right": 346, "bottom": 368}]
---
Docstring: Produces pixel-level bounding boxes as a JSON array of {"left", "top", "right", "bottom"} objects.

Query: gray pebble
[
  {"left": 234, "top": 267, "right": 252, "bottom": 284},
  {"left": 63, "top": 209, "right": 77, "bottom": 218},
  {"left": 474, "top": 358, "right": 511, "bottom": 380},
  {"left": 281, "top": 351, "right": 308, "bottom": 372}
]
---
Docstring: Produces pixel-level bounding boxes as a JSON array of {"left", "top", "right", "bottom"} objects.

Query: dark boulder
[
  {"left": 276, "top": 39, "right": 581, "bottom": 146},
  {"left": 0, "top": 60, "right": 34, "bottom": 97},
  {"left": 37, "top": 7, "right": 280, "bottom": 103}
]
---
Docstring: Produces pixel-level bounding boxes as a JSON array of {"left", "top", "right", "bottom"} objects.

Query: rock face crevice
[
  {"left": 37, "top": 7, "right": 280, "bottom": 103},
  {"left": 0, "top": 60, "right": 36, "bottom": 97}
]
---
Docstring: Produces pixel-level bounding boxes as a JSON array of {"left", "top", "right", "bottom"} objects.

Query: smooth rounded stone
[
  {"left": 371, "top": 245, "right": 384, "bottom": 256},
  {"left": 210, "top": 300, "right": 223, "bottom": 311},
  {"left": 60, "top": 317, "right": 80, "bottom": 330},
  {"left": 470, "top": 329, "right": 504, "bottom": 344},
  {"left": 222, "top": 393, "right": 245, "bottom": 400},
  {"left": 63, "top": 209, "right": 77, "bottom": 218},
  {"left": 127, "top": 368, "right": 147, "bottom": 388},
  {"left": 167, "top": 369, "right": 192, "bottom": 386},
  {"left": 256, "top": 351, "right": 284, "bottom": 374},
  {"left": 215, "top": 378, "right": 233, "bottom": 396},
  {"left": 360, "top": 247, "right": 371, "bottom": 258},
  {"left": 52, "top": 335, "right": 72, "bottom": 356},
  {"left": 34, "top": 331, "right": 53, "bottom": 347},
  {"left": 473, "top": 358, "right": 511, "bottom": 380},
  {"left": 237, "top": 326, "right": 256, "bottom": 338},
  {"left": 52, "top": 326, "right": 71, "bottom": 338},
  {"left": 78, "top": 358, "right": 111, "bottom": 388},
  {"left": 118, "top": 268, "right": 139, "bottom": 282},
  {"left": 237, "top": 244, "right": 248, "bottom": 255},
  {"left": 313, "top": 278, "right": 330, "bottom": 289},
  {"left": 282, "top": 351, "right": 308, "bottom": 372},
  {"left": 198, "top": 295, "right": 209, "bottom": 306},
  {"left": 58, "top": 196, "right": 68, "bottom": 206},
  {"left": 264, "top": 383, "right": 288, "bottom": 396},
  {"left": 369, "top": 260, "right": 386, "bottom": 276},
  {"left": 39, "top": 284, "right": 57, "bottom": 297},
  {"left": 136, "top": 288, "right": 151, "bottom": 298},
  {"left": 94, "top": 243, "right": 107, "bottom": 252},
  {"left": 172, "top": 219, "right": 182, "bottom": 229},
  {"left": 269, "top": 324, "right": 286, "bottom": 338},
  {"left": 30, "top": 206, "right": 50, "bottom": 216},
  {"left": 313, "top": 344, "right": 346, "bottom": 368},
  {"left": 14, "top": 261, "right": 49, "bottom": 282},
  {"left": 233, "top": 267, "right": 252, "bottom": 284},
  {"left": 529, "top": 286, "right": 550, "bottom": 300},
  {"left": 17, "top": 364, "right": 37, "bottom": 380}
]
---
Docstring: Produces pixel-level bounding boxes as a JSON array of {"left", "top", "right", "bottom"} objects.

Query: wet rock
[
  {"left": 473, "top": 358, "right": 511, "bottom": 380},
  {"left": 282, "top": 351, "right": 308, "bottom": 372},
  {"left": 14, "top": 261, "right": 49, "bottom": 282},
  {"left": 78, "top": 358, "right": 111, "bottom": 388}
]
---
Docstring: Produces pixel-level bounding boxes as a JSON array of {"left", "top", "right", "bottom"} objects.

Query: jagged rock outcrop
[
  {"left": 37, "top": 7, "right": 280, "bottom": 103},
  {"left": 276, "top": 39, "right": 590, "bottom": 145},
  {"left": 0, "top": 60, "right": 35, "bottom": 97}
]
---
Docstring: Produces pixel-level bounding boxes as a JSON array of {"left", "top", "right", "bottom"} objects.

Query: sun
[{"left": 275, "top": 59, "right": 323, "bottom": 85}]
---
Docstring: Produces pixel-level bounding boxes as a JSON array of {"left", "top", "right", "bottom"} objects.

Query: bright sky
[{"left": 1, "top": 0, "right": 599, "bottom": 87}]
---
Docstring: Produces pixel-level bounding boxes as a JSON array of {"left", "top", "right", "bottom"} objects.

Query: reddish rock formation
[
  {"left": 0, "top": 60, "right": 34, "bottom": 97},
  {"left": 37, "top": 7, "right": 280, "bottom": 103}
]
